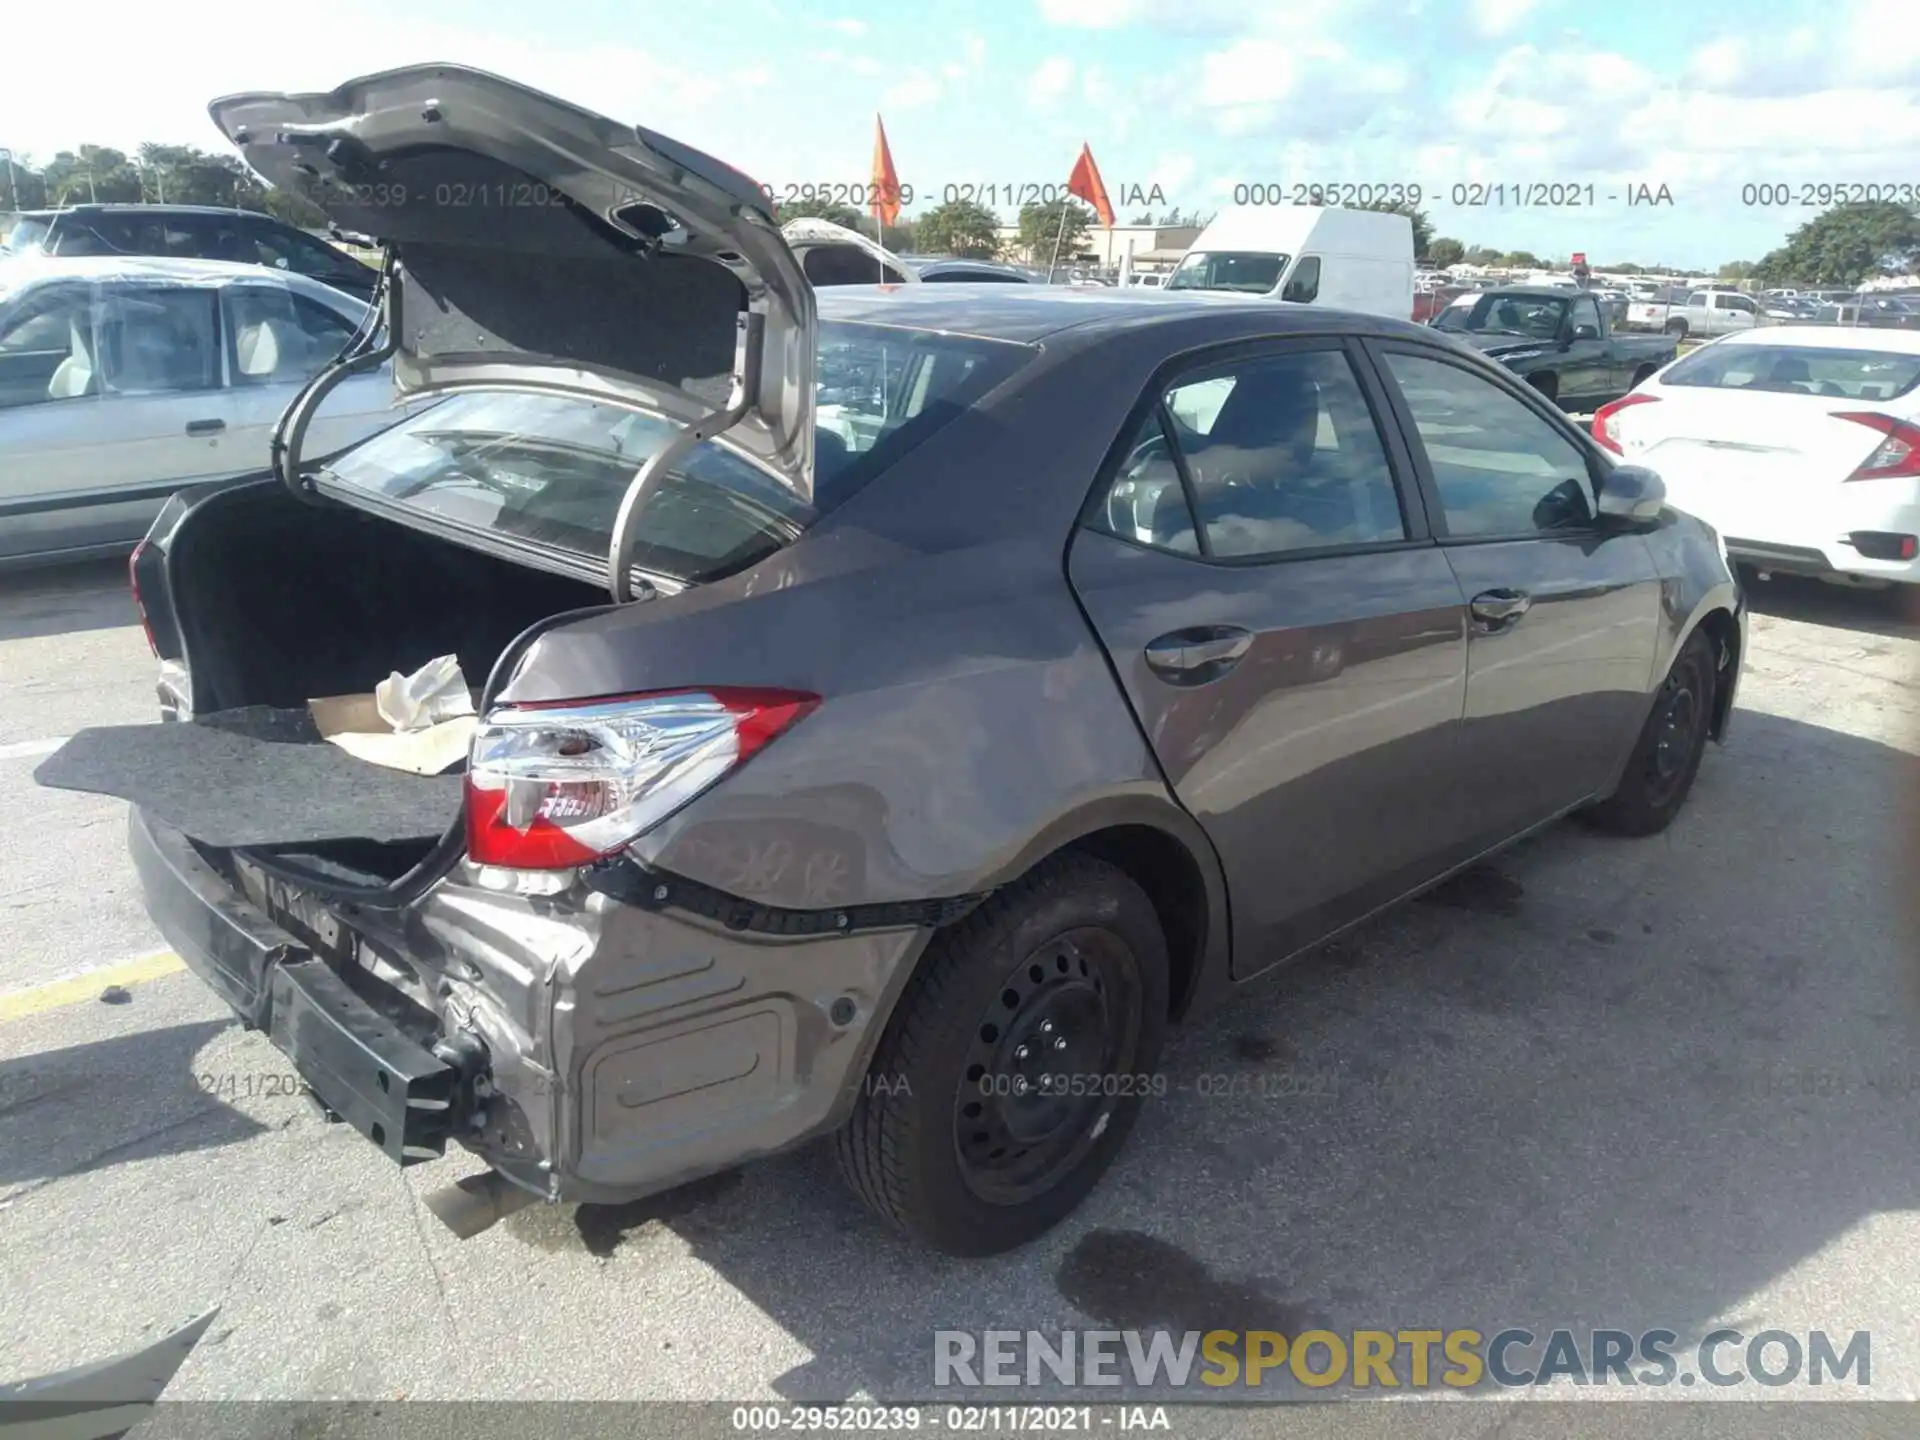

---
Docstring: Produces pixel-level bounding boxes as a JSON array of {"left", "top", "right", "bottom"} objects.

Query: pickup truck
[
  {"left": 1660, "top": 289, "right": 1759, "bottom": 340},
  {"left": 1429, "top": 285, "right": 1678, "bottom": 410}
]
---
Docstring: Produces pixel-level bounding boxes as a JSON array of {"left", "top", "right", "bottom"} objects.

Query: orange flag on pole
[
  {"left": 1067, "top": 142, "right": 1115, "bottom": 228},
  {"left": 870, "top": 115, "right": 903, "bottom": 228}
]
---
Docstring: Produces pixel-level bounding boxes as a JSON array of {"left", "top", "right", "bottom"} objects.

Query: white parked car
[
  {"left": 1592, "top": 327, "right": 1920, "bottom": 586},
  {"left": 0, "top": 255, "right": 409, "bottom": 566}
]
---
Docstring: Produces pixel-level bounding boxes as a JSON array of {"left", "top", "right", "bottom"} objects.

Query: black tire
[
  {"left": 1528, "top": 373, "right": 1558, "bottom": 404},
  {"left": 1665, "top": 318, "right": 1688, "bottom": 338},
  {"left": 1583, "top": 628, "right": 1717, "bottom": 836},
  {"left": 834, "top": 852, "right": 1169, "bottom": 1256},
  {"left": 1630, "top": 365, "right": 1656, "bottom": 387}
]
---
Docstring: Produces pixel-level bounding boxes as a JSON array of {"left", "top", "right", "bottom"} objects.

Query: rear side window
[
  {"left": 1092, "top": 347, "right": 1408, "bottom": 559},
  {"left": 317, "top": 320, "right": 1032, "bottom": 584},
  {"left": 94, "top": 287, "right": 220, "bottom": 395},
  {"left": 224, "top": 287, "right": 358, "bottom": 384},
  {"left": 248, "top": 221, "right": 359, "bottom": 278},
  {"left": 1660, "top": 343, "right": 1920, "bottom": 400}
]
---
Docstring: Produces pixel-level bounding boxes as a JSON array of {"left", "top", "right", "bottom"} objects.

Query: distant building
[{"left": 993, "top": 223, "right": 1201, "bottom": 272}]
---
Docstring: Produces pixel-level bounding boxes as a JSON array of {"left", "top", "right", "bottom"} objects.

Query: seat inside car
[{"left": 46, "top": 315, "right": 97, "bottom": 398}]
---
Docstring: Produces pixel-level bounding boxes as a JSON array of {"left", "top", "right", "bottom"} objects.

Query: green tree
[
  {"left": 1753, "top": 201, "right": 1920, "bottom": 284},
  {"left": 1129, "top": 210, "right": 1155, "bottom": 224},
  {"left": 914, "top": 198, "right": 1001, "bottom": 258},
  {"left": 1461, "top": 244, "right": 1501, "bottom": 266},
  {"left": 1425, "top": 236, "right": 1465, "bottom": 268},
  {"left": 1, "top": 152, "right": 49, "bottom": 209},
  {"left": 1716, "top": 259, "right": 1756, "bottom": 281},
  {"left": 1014, "top": 197, "right": 1092, "bottom": 265},
  {"left": 1502, "top": 249, "right": 1541, "bottom": 268},
  {"left": 1354, "top": 199, "right": 1433, "bottom": 260},
  {"left": 40, "top": 146, "right": 141, "bottom": 204},
  {"left": 134, "top": 144, "right": 260, "bottom": 207},
  {"left": 776, "top": 197, "right": 863, "bottom": 229}
]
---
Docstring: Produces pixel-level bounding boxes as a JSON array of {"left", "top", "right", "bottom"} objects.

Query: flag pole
[{"left": 1046, "top": 203, "right": 1069, "bottom": 284}]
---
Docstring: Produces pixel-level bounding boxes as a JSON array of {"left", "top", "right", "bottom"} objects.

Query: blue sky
[{"left": 8, "top": 0, "right": 1915, "bottom": 268}]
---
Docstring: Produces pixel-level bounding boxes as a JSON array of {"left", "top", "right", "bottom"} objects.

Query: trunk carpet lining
[{"left": 35, "top": 707, "right": 463, "bottom": 846}]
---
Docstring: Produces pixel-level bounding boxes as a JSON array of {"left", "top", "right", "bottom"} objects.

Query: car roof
[
  {"left": 1709, "top": 325, "right": 1920, "bottom": 355},
  {"left": 1475, "top": 286, "right": 1582, "bottom": 301},
  {"left": 0, "top": 253, "right": 362, "bottom": 305},
  {"left": 21, "top": 204, "right": 273, "bottom": 219},
  {"left": 816, "top": 283, "right": 1435, "bottom": 347}
]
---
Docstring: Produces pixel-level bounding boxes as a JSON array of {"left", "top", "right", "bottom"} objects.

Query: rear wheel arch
[
  {"left": 1528, "top": 371, "right": 1558, "bottom": 401},
  {"left": 971, "top": 800, "right": 1229, "bottom": 1024}
]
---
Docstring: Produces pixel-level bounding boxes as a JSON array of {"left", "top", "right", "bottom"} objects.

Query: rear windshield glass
[
  {"left": 1659, "top": 343, "right": 1920, "bottom": 400},
  {"left": 1165, "top": 251, "right": 1288, "bottom": 294},
  {"left": 316, "top": 320, "right": 1032, "bottom": 584}
]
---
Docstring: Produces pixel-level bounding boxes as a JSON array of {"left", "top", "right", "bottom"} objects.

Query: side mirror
[
  {"left": 1572, "top": 323, "right": 1600, "bottom": 341},
  {"left": 1596, "top": 463, "right": 1666, "bottom": 526}
]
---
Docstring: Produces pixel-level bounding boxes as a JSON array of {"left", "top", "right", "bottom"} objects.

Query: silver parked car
[
  {"left": 39, "top": 66, "right": 1748, "bottom": 1256},
  {"left": 0, "top": 255, "right": 403, "bottom": 566}
]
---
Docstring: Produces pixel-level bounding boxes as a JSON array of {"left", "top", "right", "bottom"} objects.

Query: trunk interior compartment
[{"left": 34, "top": 480, "right": 606, "bottom": 867}]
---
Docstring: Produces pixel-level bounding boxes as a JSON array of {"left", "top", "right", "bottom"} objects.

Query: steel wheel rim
[
  {"left": 952, "top": 926, "right": 1144, "bottom": 1206},
  {"left": 1647, "top": 657, "right": 1706, "bottom": 803}
]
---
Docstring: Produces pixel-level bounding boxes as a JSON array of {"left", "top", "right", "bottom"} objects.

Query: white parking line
[{"left": 0, "top": 737, "right": 67, "bottom": 762}]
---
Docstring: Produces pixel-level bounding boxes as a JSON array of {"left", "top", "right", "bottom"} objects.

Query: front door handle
[
  {"left": 1144, "top": 625, "right": 1253, "bottom": 683},
  {"left": 185, "top": 418, "right": 226, "bottom": 437},
  {"left": 1470, "top": 588, "right": 1533, "bottom": 632}
]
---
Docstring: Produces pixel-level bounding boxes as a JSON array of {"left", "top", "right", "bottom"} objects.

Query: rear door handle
[
  {"left": 1469, "top": 588, "right": 1532, "bottom": 631},
  {"left": 185, "top": 418, "right": 227, "bottom": 436},
  {"left": 1144, "top": 625, "right": 1253, "bottom": 683}
]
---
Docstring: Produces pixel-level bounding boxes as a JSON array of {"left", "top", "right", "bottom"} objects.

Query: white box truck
[{"left": 1162, "top": 206, "right": 1415, "bottom": 320}]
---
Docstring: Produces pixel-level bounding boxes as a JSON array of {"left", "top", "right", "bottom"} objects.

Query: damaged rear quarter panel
[{"left": 492, "top": 330, "right": 1202, "bottom": 916}]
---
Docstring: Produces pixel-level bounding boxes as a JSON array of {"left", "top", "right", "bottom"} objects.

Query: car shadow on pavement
[
  {"left": 1740, "top": 568, "right": 1920, "bottom": 640},
  {"left": 0, "top": 559, "right": 142, "bottom": 643},
  {"left": 0, "top": 1019, "right": 267, "bottom": 1190},
  {"left": 557, "top": 706, "right": 1919, "bottom": 1401}
]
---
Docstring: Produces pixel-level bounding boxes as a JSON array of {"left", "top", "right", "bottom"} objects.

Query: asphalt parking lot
[{"left": 1, "top": 557, "right": 1916, "bottom": 1414}]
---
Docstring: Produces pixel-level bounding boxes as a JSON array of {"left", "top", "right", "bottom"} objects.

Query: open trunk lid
[{"left": 209, "top": 63, "right": 817, "bottom": 501}]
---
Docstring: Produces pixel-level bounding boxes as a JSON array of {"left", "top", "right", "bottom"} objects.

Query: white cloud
[
  {"left": 1470, "top": 0, "right": 1537, "bottom": 38},
  {"left": 1036, "top": 0, "right": 1262, "bottom": 34},
  {"left": 824, "top": 17, "right": 867, "bottom": 35},
  {"left": 1029, "top": 57, "right": 1077, "bottom": 105},
  {"left": 882, "top": 70, "right": 943, "bottom": 110}
]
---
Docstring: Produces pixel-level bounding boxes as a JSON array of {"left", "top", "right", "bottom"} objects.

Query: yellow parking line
[{"left": 0, "top": 951, "right": 187, "bottom": 1023}]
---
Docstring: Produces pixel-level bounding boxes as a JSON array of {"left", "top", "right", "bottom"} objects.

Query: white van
[{"left": 1163, "top": 206, "right": 1414, "bottom": 320}]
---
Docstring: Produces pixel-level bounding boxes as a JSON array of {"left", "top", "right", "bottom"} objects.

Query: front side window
[
  {"left": 1092, "top": 348, "right": 1408, "bottom": 559},
  {"left": 317, "top": 320, "right": 1033, "bottom": 584},
  {"left": 1569, "top": 296, "right": 1602, "bottom": 335},
  {"left": 1282, "top": 256, "right": 1322, "bottom": 304},
  {"left": 0, "top": 285, "right": 96, "bottom": 406},
  {"left": 1381, "top": 350, "right": 1594, "bottom": 537},
  {"left": 94, "top": 286, "right": 220, "bottom": 395}
]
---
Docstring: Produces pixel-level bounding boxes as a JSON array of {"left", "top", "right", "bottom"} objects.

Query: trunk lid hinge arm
[
  {"left": 605, "top": 311, "right": 765, "bottom": 604},
  {"left": 270, "top": 247, "right": 401, "bottom": 504}
]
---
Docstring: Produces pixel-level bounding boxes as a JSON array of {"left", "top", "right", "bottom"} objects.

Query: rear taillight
[
  {"left": 1835, "top": 412, "right": 1920, "bottom": 480},
  {"left": 128, "top": 541, "right": 158, "bottom": 656},
  {"left": 1592, "top": 392, "right": 1660, "bottom": 454},
  {"left": 464, "top": 688, "right": 819, "bottom": 871}
]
